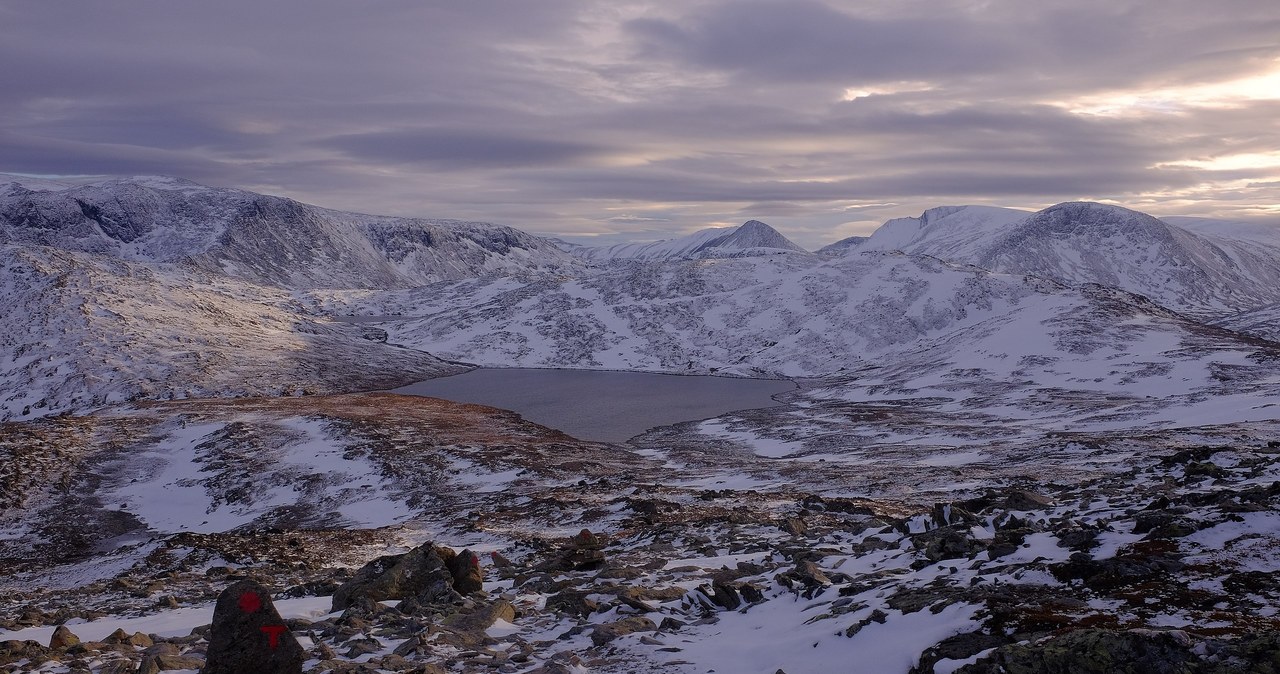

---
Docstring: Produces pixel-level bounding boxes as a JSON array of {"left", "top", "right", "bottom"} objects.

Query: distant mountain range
[
  {"left": 820, "top": 202, "right": 1280, "bottom": 321},
  {"left": 0, "top": 175, "right": 576, "bottom": 290},
  {"left": 4, "top": 173, "right": 1280, "bottom": 424}
]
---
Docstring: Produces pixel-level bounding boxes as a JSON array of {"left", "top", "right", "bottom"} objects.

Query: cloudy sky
[{"left": 2, "top": 0, "right": 1278, "bottom": 248}]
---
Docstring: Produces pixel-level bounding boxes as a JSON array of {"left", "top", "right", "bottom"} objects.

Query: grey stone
[{"left": 201, "top": 580, "right": 304, "bottom": 674}]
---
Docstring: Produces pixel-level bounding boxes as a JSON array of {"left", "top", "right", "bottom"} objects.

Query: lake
[{"left": 392, "top": 368, "right": 795, "bottom": 443}]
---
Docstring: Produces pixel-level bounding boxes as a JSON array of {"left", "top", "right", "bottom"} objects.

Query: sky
[{"left": 2, "top": 0, "right": 1279, "bottom": 249}]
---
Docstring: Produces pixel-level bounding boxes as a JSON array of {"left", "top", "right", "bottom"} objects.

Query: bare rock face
[{"left": 201, "top": 580, "right": 304, "bottom": 674}]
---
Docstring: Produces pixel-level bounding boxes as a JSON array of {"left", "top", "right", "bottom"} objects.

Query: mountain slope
[
  {"left": 0, "top": 243, "right": 467, "bottom": 422},
  {"left": 0, "top": 176, "right": 577, "bottom": 290},
  {"left": 572, "top": 219, "right": 807, "bottom": 261}
]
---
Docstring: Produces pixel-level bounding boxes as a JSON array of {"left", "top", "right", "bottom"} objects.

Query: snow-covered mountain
[
  {"left": 0, "top": 243, "right": 466, "bottom": 422},
  {"left": 312, "top": 251, "right": 1280, "bottom": 436},
  {"left": 850, "top": 205, "right": 1031, "bottom": 259},
  {"left": 976, "top": 202, "right": 1280, "bottom": 318},
  {"left": 571, "top": 219, "right": 807, "bottom": 261},
  {"left": 0, "top": 175, "right": 577, "bottom": 290},
  {"left": 835, "top": 202, "right": 1280, "bottom": 320},
  {"left": 815, "top": 235, "right": 867, "bottom": 254}
]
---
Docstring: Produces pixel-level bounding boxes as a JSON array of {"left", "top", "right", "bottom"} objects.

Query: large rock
[
  {"left": 590, "top": 617, "right": 657, "bottom": 647},
  {"left": 201, "top": 580, "right": 304, "bottom": 674},
  {"left": 331, "top": 543, "right": 462, "bottom": 612},
  {"left": 447, "top": 549, "right": 485, "bottom": 594},
  {"left": 49, "top": 625, "right": 80, "bottom": 649}
]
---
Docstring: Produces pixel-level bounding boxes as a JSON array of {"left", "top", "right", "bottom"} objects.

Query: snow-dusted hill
[
  {"left": 0, "top": 176, "right": 577, "bottom": 290},
  {"left": 0, "top": 243, "right": 466, "bottom": 422},
  {"left": 572, "top": 219, "right": 807, "bottom": 261}
]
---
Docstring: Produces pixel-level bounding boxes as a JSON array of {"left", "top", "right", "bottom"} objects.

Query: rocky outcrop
[
  {"left": 957, "top": 628, "right": 1280, "bottom": 674},
  {"left": 331, "top": 542, "right": 484, "bottom": 611}
]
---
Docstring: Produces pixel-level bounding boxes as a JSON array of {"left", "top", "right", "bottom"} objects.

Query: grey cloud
[
  {"left": 321, "top": 129, "right": 607, "bottom": 169},
  {"left": 0, "top": 0, "right": 1276, "bottom": 245}
]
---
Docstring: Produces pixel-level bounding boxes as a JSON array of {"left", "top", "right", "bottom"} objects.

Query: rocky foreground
[{"left": 1, "top": 395, "right": 1279, "bottom": 673}]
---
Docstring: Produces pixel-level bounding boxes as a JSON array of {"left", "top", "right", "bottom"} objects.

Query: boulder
[
  {"left": 590, "top": 616, "right": 657, "bottom": 647},
  {"left": 447, "top": 549, "right": 485, "bottom": 594},
  {"left": 545, "top": 590, "right": 600, "bottom": 617},
  {"left": 49, "top": 625, "right": 80, "bottom": 649},
  {"left": 201, "top": 580, "right": 304, "bottom": 674},
  {"left": 330, "top": 543, "right": 461, "bottom": 612}
]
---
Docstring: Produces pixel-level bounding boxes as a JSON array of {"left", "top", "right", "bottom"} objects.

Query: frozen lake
[{"left": 393, "top": 368, "right": 795, "bottom": 443}]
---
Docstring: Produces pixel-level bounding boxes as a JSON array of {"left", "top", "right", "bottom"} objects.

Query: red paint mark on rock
[
  {"left": 238, "top": 591, "right": 262, "bottom": 614},
  {"left": 260, "top": 625, "right": 287, "bottom": 648}
]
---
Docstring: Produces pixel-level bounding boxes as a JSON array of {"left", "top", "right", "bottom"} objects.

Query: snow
[{"left": 667, "top": 595, "right": 982, "bottom": 674}]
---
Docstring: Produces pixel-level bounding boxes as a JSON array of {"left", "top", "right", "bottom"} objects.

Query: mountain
[
  {"left": 816, "top": 235, "right": 867, "bottom": 254},
  {"left": 313, "top": 251, "right": 1280, "bottom": 437},
  {"left": 0, "top": 243, "right": 467, "bottom": 422},
  {"left": 976, "top": 202, "right": 1280, "bottom": 318},
  {"left": 847, "top": 202, "right": 1280, "bottom": 320},
  {"left": 851, "top": 205, "right": 1030, "bottom": 259},
  {"left": 571, "top": 219, "right": 807, "bottom": 261},
  {"left": 0, "top": 175, "right": 577, "bottom": 290}
]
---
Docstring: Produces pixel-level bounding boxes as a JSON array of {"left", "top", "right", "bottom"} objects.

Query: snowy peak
[
  {"left": 0, "top": 176, "right": 577, "bottom": 289},
  {"left": 817, "top": 235, "right": 867, "bottom": 255},
  {"left": 714, "top": 219, "right": 805, "bottom": 252},
  {"left": 573, "top": 219, "right": 806, "bottom": 261},
  {"left": 857, "top": 205, "right": 1030, "bottom": 259}
]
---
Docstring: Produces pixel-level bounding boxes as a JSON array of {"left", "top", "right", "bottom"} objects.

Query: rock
[
  {"left": 701, "top": 583, "right": 742, "bottom": 610},
  {"left": 103, "top": 628, "right": 132, "bottom": 645},
  {"left": 152, "top": 654, "right": 205, "bottom": 670},
  {"left": 144, "top": 643, "right": 182, "bottom": 657},
  {"left": 590, "top": 616, "right": 657, "bottom": 647},
  {"left": 957, "top": 628, "right": 1200, "bottom": 673},
  {"left": 780, "top": 517, "right": 807, "bottom": 537},
  {"left": 659, "top": 617, "right": 686, "bottom": 631},
  {"left": 0, "top": 639, "right": 49, "bottom": 666},
  {"left": 447, "top": 549, "right": 485, "bottom": 594},
  {"left": 100, "top": 661, "right": 138, "bottom": 674},
  {"left": 442, "top": 599, "right": 516, "bottom": 633},
  {"left": 843, "top": 609, "right": 888, "bottom": 637},
  {"left": 545, "top": 590, "right": 600, "bottom": 617},
  {"left": 342, "top": 637, "right": 382, "bottom": 658},
  {"left": 563, "top": 548, "right": 606, "bottom": 571},
  {"left": 913, "top": 525, "right": 985, "bottom": 564},
  {"left": 739, "top": 583, "right": 765, "bottom": 604},
  {"left": 571, "top": 528, "right": 605, "bottom": 549},
  {"left": 1002, "top": 490, "right": 1054, "bottom": 511},
  {"left": 331, "top": 543, "right": 461, "bottom": 612},
  {"left": 49, "top": 625, "right": 81, "bottom": 649},
  {"left": 201, "top": 580, "right": 305, "bottom": 674},
  {"left": 157, "top": 595, "right": 180, "bottom": 609},
  {"left": 489, "top": 551, "right": 515, "bottom": 568}
]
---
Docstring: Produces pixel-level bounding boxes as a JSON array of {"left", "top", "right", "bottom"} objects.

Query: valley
[{"left": 2, "top": 175, "right": 1280, "bottom": 674}]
